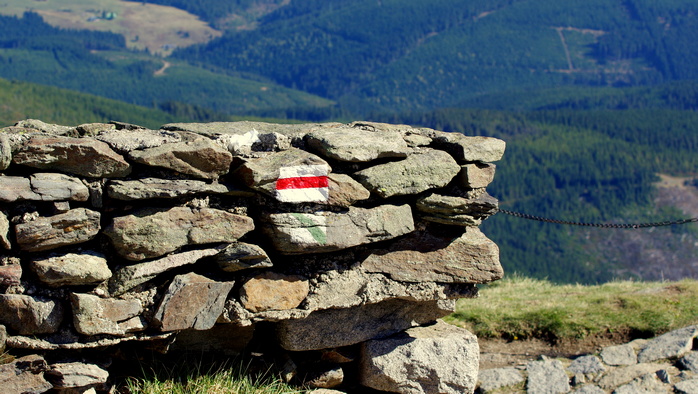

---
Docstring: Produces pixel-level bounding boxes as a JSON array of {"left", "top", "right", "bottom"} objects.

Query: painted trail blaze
[{"left": 276, "top": 165, "right": 329, "bottom": 202}]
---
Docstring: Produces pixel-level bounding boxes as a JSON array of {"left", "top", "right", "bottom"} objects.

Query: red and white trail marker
[{"left": 275, "top": 165, "right": 329, "bottom": 202}]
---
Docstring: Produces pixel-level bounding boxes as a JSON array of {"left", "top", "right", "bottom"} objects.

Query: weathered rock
[
  {"left": 0, "top": 257, "right": 21, "bottom": 287},
  {"left": 109, "top": 246, "right": 226, "bottom": 295},
  {"left": 14, "top": 208, "right": 101, "bottom": 252},
  {"left": 170, "top": 324, "right": 255, "bottom": 356},
  {"left": 31, "top": 252, "right": 111, "bottom": 287},
  {"left": 572, "top": 386, "right": 605, "bottom": 394},
  {"left": 216, "top": 242, "right": 273, "bottom": 272},
  {"left": 0, "top": 211, "right": 10, "bottom": 249},
  {"left": 361, "top": 226, "right": 502, "bottom": 284},
  {"left": 0, "top": 294, "right": 64, "bottom": 334},
  {"left": 613, "top": 372, "right": 669, "bottom": 394},
  {"left": 304, "top": 268, "right": 478, "bottom": 312},
  {"left": 0, "top": 354, "right": 52, "bottom": 394},
  {"left": 254, "top": 131, "right": 291, "bottom": 152},
  {"left": 637, "top": 325, "right": 698, "bottom": 363},
  {"left": 432, "top": 132, "right": 506, "bottom": 163},
  {"left": 354, "top": 148, "right": 461, "bottom": 198},
  {"left": 74, "top": 122, "right": 115, "bottom": 137},
  {"left": 568, "top": 355, "right": 606, "bottom": 375},
  {"left": 235, "top": 148, "right": 330, "bottom": 202},
  {"left": 306, "top": 127, "right": 410, "bottom": 162},
  {"left": 0, "top": 173, "right": 89, "bottom": 202},
  {"left": 416, "top": 191, "right": 498, "bottom": 226},
  {"left": 477, "top": 368, "right": 524, "bottom": 393},
  {"left": 600, "top": 343, "right": 637, "bottom": 366},
  {"left": 460, "top": 162, "right": 497, "bottom": 189},
  {"left": 128, "top": 137, "right": 233, "bottom": 179},
  {"left": 153, "top": 272, "right": 234, "bottom": 331},
  {"left": 12, "top": 134, "right": 131, "bottom": 177},
  {"left": 45, "top": 362, "right": 109, "bottom": 390},
  {"left": 71, "top": 293, "right": 143, "bottom": 336},
  {"left": 326, "top": 173, "right": 371, "bottom": 207},
  {"left": 15, "top": 119, "right": 73, "bottom": 134},
  {"left": 162, "top": 120, "right": 338, "bottom": 141},
  {"left": 239, "top": 272, "right": 309, "bottom": 313},
  {"left": 675, "top": 379, "right": 698, "bottom": 394},
  {"left": 263, "top": 204, "right": 414, "bottom": 254},
  {"left": 526, "top": 359, "right": 571, "bottom": 394},
  {"left": 0, "top": 324, "right": 6, "bottom": 353},
  {"left": 360, "top": 320, "right": 479, "bottom": 394},
  {"left": 597, "top": 362, "right": 673, "bottom": 390},
  {"left": 104, "top": 207, "right": 254, "bottom": 261},
  {"left": 0, "top": 133, "right": 11, "bottom": 170},
  {"left": 95, "top": 128, "right": 182, "bottom": 153},
  {"left": 276, "top": 299, "right": 455, "bottom": 351},
  {"left": 106, "top": 177, "right": 232, "bottom": 200},
  {"left": 679, "top": 351, "right": 698, "bottom": 373},
  {"left": 303, "top": 364, "right": 344, "bottom": 389}
]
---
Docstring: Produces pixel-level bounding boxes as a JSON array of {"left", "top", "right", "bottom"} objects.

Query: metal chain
[{"left": 497, "top": 209, "right": 698, "bottom": 229}]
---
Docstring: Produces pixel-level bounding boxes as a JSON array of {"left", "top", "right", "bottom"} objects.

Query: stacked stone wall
[{"left": 0, "top": 119, "right": 505, "bottom": 393}]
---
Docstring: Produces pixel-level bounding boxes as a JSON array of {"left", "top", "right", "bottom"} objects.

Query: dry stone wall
[{"left": 0, "top": 119, "right": 505, "bottom": 393}]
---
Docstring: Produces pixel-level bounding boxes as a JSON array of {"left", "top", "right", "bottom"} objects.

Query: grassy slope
[{"left": 447, "top": 275, "right": 698, "bottom": 342}]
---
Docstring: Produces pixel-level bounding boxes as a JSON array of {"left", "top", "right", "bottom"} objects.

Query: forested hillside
[{"left": 174, "top": 0, "right": 698, "bottom": 114}]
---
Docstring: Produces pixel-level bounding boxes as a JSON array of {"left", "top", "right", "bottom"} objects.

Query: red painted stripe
[{"left": 276, "top": 176, "right": 329, "bottom": 190}]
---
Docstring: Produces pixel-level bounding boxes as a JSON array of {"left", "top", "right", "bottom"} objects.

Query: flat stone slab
[
  {"left": 104, "top": 207, "right": 254, "bottom": 261},
  {"left": 354, "top": 148, "right": 461, "bottom": 198},
  {"left": 262, "top": 204, "right": 414, "bottom": 254},
  {"left": 128, "top": 137, "right": 233, "bottom": 179},
  {"left": 359, "top": 320, "right": 479, "bottom": 394},
  {"left": 306, "top": 127, "right": 410, "bottom": 162},
  {"left": 12, "top": 134, "right": 131, "bottom": 177},
  {"left": 96, "top": 128, "right": 182, "bottom": 153},
  {"left": 601, "top": 343, "right": 637, "bottom": 366},
  {"left": 276, "top": 299, "right": 455, "bottom": 351},
  {"left": 0, "top": 173, "right": 89, "bottom": 203},
  {"left": 45, "top": 362, "right": 109, "bottom": 390},
  {"left": 568, "top": 355, "right": 606, "bottom": 375},
  {"left": 361, "top": 226, "right": 502, "bottom": 284},
  {"left": 0, "top": 294, "right": 64, "bottom": 334},
  {"left": 0, "top": 354, "right": 53, "bottom": 394},
  {"left": 239, "top": 272, "right": 309, "bottom": 313},
  {"left": 70, "top": 293, "right": 143, "bottom": 336},
  {"left": 15, "top": 208, "right": 101, "bottom": 252},
  {"left": 106, "top": 177, "right": 231, "bottom": 200},
  {"left": 478, "top": 367, "right": 524, "bottom": 393},
  {"left": 153, "top": 272, "right": 234, "bottom": 331},
  {"left": 432, "top": 132, "right": 506, "bottom": 163},
  {"left": 637, "top": 325, "right": 698, "bottom": 363},
  {"left": 31, "top": 252, "right": 112, "bottom": 287},
  {"left": 526, "top": 359, "right": 571, "bottom": 394}
]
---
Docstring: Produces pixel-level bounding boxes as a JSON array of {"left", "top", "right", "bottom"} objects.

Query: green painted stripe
[{"left": 291, "top": 213, "right": 327, "bottom": 245}]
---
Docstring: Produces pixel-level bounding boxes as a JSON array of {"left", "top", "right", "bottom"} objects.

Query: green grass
[
  {"left": 121, "top": 354, "right": 303, "bottom": 394},
  {"left": 446, "top": 275, "right": 698, "bottom": 342}
]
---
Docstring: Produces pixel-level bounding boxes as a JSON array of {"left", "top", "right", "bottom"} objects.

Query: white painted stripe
[
  {"left": 276, "top": 187, "right": 329, "bottom": 202},
  {"left": 278, "top": 164, "right": 328, "bottom": 179}
]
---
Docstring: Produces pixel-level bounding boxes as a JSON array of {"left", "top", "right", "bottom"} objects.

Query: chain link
[{"left": 497, "top": 209, "right": 698, "bottom": 229}]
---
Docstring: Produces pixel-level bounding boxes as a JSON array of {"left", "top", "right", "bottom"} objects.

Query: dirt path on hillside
[
  {"left": 154, "top": 60, "right": 171, "bottom": 76},
  {"left": 478, "top": 332, "right": 633, "bottom": 370}
]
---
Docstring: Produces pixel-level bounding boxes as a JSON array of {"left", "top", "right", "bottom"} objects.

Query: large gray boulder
[
  {"left": 12, "top": 134, "right": 131, "bottom": 177},
  {"left": 306, "top": 127, "right": 410, "bottom": 162},
  {"left": 354, "top": 148, "right": 461, "bottom": 198},
  {"left": 15, "top": 208, "right": 101, "bottom": 252},
  {"left": 359, "top": 320, "right": 479, "bottom": 394},
  {"left": 262, "top": 204, "right": 414, "bottom": 254},
  {"left": 361, "top": 226, "right": 502, "bottom": 284},
  {"left": 637, "top": 325, "right": 698, "bottom": 363},
  {"left": 276, "top": 299, "right": 454, "bottom": 351},
  {"left": 104, "top": 207, "right": 254, "bottom": 261}
]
